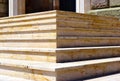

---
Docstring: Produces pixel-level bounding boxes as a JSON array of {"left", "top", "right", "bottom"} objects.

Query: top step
[{"left": 0, "top": 10, "right": 119, "bottom": 30}]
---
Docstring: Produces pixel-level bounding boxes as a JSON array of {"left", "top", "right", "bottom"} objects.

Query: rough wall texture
[
  {"left": 88, "top": 0, "right": 120, "bottom": 19},
  {"left": 91, "top": 0, "right": 120, "bottom": 9},
  {"left": 0, "top": 0, "right": 8, "bottom": 17},
  {"left": 88, "top": 7, "right": 120, "bottom": 19},
  {"left": 91, "top": 0, "right": 109, "bottom": 9},
  {"left": 110, "top": 0, "right": 120, "bottom": 7}
]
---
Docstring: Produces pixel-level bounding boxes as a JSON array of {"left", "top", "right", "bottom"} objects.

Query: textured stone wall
[
  {"left": 91, "top": 0, "right": 120, "bottom": 9},
  {"left": 0, "top": 0, "right": 8, "bottom": 17},
  {"left": 88, "top": 0, "right": 120, "bottom": 19},
  {"left": 91, "top": 0, "right": 109, "bottom": 9}
]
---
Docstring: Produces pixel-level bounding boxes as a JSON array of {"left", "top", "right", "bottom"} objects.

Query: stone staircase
[{"left": 0, "top": 10, "right": 120, "bottom": 81}]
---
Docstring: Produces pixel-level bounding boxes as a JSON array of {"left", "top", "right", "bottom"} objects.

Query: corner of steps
[{"left": 0, "top": 58, "right": 120, "bottom": 81}]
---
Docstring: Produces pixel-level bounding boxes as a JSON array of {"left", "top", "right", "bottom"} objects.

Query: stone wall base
[{"left": 88, "top": 7, "right": 120, "bottom": 19}]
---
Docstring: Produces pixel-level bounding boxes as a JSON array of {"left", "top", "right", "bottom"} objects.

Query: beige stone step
[
  {"left": 0, "top": 46, "right": 120, "bottom": 63},
  {"left": 58, "top": 28, "right": 120, "bottom": 37},
  {"left": 84, "top": 73, "right": 120, "bottom": 81},
  {"left": 0, "top": 10, "right": 56, "bottom": 23},
  {"left": 0, "top": 58, "right": 119, "bottom": 81},
  {"left": 57, "top": 16, "right": 120, "bottom": 30},
  {"left": 0, "top": 37, "right": 120, "bottom": 48},
  {"left": 57, "top": 20, "right": 120, "bottom": 30},
  {"left": 57, "top": 10, "right": 118, "bottom": 21},
  {"left": 1, "top": 28, "right": 120, "bottom": 40},
  {"left": 0, "top": 10, "right": 117, "bottom": 24},
  {"left": 0, "top": 75, "right": 34, "bottom": 81},
  {"left": 0, "top": 10, "right": 119, "bottom": 31}
]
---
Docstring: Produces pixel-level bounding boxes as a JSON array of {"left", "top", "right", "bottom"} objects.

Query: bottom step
[
  {"left": 84, "top": 73, "right": 120, "bottom": 81},
  {"left": 0, "top": 75, "right": 34, "bottom": 81},
  {"left": 0, "top": 58, "right": 120, "bottom": 81}
]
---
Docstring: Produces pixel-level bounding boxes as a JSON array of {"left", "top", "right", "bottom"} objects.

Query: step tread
[
  {"left": 0, "top": 75, "right": 34, "bottom": 81},
  {"left": 0, "top": 46, "right": 120, "bottom": 52},
  {"left": 1, "top": 37, "right": 120, "bottom": 40},
  {"left": 0, "top": 58, "right": 120, "bottom": 71},
  {"left": 84, "top": 73, "right": 120, "bottom": 81}
]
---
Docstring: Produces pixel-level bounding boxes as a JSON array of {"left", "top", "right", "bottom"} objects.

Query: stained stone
[
  {"left": 88, "top": 7, "right": 120, "bottom": 19},
  {"left": 110, "top": 0, "right": 120, "bottom": 7},
  {"left": 91, "top": 0, "right": 109, "bottom": 9}
]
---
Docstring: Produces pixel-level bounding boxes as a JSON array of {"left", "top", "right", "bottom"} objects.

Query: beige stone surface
[
  {"left": 0, "top": 10, "right": 120, "bottom": 81},
  {"left": 84, "top": 73, "right": 120, "bottom": 81},
  {"left": 0, "top": 46, "right": 120, "bottom": 63},
  {"left": 110, "top": 0, "right": 120, "bottom": 7},
  {"left": 88, "top": 7, "right": 120, "bottom": 19},
  {"left": 0, "top": 58, "right": 119, "bottom": 81},
  {"left": 0, "top": 10, "right": 119, "bottom": 49},
  {"left": 0, "top": 75, "right": 34, "bottom": 81}
]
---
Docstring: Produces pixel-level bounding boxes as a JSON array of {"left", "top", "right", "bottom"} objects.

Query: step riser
[
  {"left": 57, "top": 62, "right": 120, "bottom": 81},
  {"left": 57, "top": 16, "right": 118, "bottom": 27},
  {"left": 57, "top": 21, "right": 120, "bottom": 30},
  {"left": 0, "top": 11, "right": 56, "bottom": 23},
  {"left": 0, "top": 51, "right": 56, "bottom": 63},
  {"left": 1, "top": 30, "right": 120, "bottom": 40},
  {"left": 0, "top": 47, "right": 120, "bottom": 63},
  {"left": 57, "top": 11, "right": 118, "bottom": 21},
  {"left": 0, "top": 42, "right": 57, "bottom": 48},
  {"left": 58, "top": 38, "right": 120, "bottom": 48},
  {"left": 57, "top": 15, "right": 117, "bottom": 24},
  {"left": 0, "top": 32, "right": 56, "bottom": 40},
  {"left": 58, "top": 29, "right": 120, "bottom": 37},
  {"left": 0, "top": 25, "right": 56, "bottom": 33},
  {"left": 0, "top": 38, "right": 120, "bottom": 48},
  {"left": 2, "top": 28, "right": 120, "bottom": 38},
  {"left": 0, "top": 19, "right": 56, "bottom": 27},
  {"left": 57, "top": 48, "right": 120, "bottom": 62},
  {"left": 0, "top": 14, "right": 56, "bottom": 24},
  {"left": 0, "top": 66, "right": 56, "bottom": 81}
]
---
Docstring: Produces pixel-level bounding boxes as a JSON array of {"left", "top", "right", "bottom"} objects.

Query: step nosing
[
  {"left": 0, "top": 46, "right": 120, "bottom": 52},
  {"left": 0, "top": 58, "right": 119, "bottom": 71}
]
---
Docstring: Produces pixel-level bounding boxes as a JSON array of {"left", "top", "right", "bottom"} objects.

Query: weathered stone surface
[
  {"left": 84, "top": 73, "right": 120, "bottom": 81},
  {"left": 110, "top": 0, "right": 120, "bottom": 7},
  {"left": 91, "top": 0, "right": 109, "bottom": 9},
  {"left": 0, "top": 46, "right": 120, "bottom": 63},
  {"left": 88, "top": 7, "right": 120, "bottom": 19},
  {"left": 0, "top": 58, "right": 120, "bottom": 81}
]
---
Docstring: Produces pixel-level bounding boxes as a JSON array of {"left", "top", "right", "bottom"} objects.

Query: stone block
[
  {"left": 91, "top": 0, "right": 109, "bottom": 9},
  {"left": 88, "top": 7, "right": 120, "bottom": 19},
  {"left": 0, "top": 58, "right": 120, "bottom": 81},
  {"left": 110, "top": 0, "right": 120, "bottom": 7}
]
